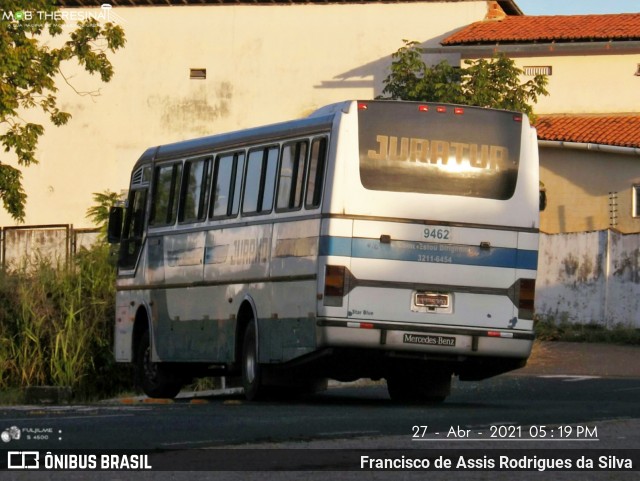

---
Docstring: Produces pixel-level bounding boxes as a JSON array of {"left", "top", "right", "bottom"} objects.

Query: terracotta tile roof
[
  {"left": 535, "top": 115, "right": 640, "bottom": 149},
  {"left": 442, "top": 14, "right": 640, "bottom": 45}
]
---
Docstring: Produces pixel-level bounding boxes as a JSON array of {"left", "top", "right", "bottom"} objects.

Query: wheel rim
[
  {"left": 245, "top": 346, "right": 256, "bottom": 385},
  {"left": 143, "top": 345, "right": 159, "bottom": 383}
]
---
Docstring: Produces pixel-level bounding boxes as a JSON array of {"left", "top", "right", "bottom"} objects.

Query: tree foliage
[
  {"left": 86, "top": 189, "right": 121, "bottom": 239},
  {"left": 0, "top": 0, "right": 126, "bottom": 221},
  {"left": 380, "top": 40, "right": 549, "bottom": 119}
]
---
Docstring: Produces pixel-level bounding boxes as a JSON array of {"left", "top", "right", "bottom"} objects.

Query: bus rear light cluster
[
  {"left": 324, "top": 265, "right": 347, "bottom": 297},
  {"left": 517, "top": 278, "right": 536, "bottom": 320},
  {"left": 323, "top": 265, "right": 354, "bottom": 307}
]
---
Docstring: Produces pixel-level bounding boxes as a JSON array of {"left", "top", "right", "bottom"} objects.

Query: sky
[{"left": 516, "top": 0, "right": 640, "bottom": 15}]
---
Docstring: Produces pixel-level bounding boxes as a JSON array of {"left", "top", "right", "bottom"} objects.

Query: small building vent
[
  {"left": 524, "top": 66, "right": 552, "bottom": 76},
  {"left": 190, "top": 68, "right": 207, "bottom": 80}
]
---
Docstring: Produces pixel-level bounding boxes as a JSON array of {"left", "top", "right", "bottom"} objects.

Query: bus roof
[
  {"left": 132, "top": 109, "right": 340, "bottom": 170},
  {"left": 130, "top": 99, "right": 527, "bottom": 171}
]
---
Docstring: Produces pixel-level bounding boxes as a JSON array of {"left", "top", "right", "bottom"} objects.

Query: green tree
[
  {"left": 86, "top": 190, "right": 121, "bottom": 239},
  {"left": 380, "top": 40, "right": 549, "bottom": 119},
  {"left": 0, "top": 1, "right": 126, "bottom": 222}
]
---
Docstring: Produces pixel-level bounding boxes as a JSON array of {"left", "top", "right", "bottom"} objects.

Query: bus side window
[
  {"left": 119, "top": 188, "right": 148, "bottom": 269},
  {"left": 305, "top": 136, "right": 328, "bottom": 209},
  {"left": 150, "top": 163, "right": 182, "bottom": 226},
  {"left": 276, "top": 140, "right": 308, "bottom": 212},
  {"left": 211, "top": 153, "right": 233, "bottom": 218},
  {"left": 243, "top": 146, "right": 279, "bottom": 215},
  {"left": 180, "top": 157, "right": 211, "bottom": 223},
  {"left": 210, "top": 151, "right": 245, "bottom": 219}
]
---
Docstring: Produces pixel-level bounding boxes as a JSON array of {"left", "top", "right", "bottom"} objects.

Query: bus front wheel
[
  {"left": 241, "top": 322, "right": 267, "bottom": 401},
  {"left": 135, "top": 331, "right": 182, "bottom": 399}
]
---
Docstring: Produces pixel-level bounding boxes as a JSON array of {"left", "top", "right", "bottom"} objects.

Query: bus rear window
[{"left": 358, "top": 102, "right": 521, "bottom": 200}]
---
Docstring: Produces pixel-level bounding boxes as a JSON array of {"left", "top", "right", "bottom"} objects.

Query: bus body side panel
[
  {"left": 260, "top": 218, "right": 322, "bottom": 363},
  {"left": 151, "top": 230, "right": 225, "bottom": 362},
  {"left": 114, "top": 241, "right": 153, "bottom": 362}
]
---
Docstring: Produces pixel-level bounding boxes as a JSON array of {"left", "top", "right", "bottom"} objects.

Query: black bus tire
[{"left": 135, "top": 330, "right": 182, "bottom": 399}]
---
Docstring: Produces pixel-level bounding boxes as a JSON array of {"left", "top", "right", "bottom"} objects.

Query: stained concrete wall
[
  {"left": 536, "top": 230, "right": 640, "bottom": 327},
  {"left": 1, "top": 226, "right": 99, "bottom": 270}
]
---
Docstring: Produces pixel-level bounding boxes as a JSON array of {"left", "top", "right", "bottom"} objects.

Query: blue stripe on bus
[
  {"left": 319, "top": 236, "right": 537, "bottom": 270},
  {"left": 318, "top": 236, "right": 352, "bottom": 257}
]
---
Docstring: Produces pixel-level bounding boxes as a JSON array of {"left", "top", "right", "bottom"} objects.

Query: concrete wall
[
  {"left": 536, "top": 230, "right": 640, "bottom": 327},
  {"left": 0, "top": 1, "right": 490, "bottom": 228},
  {"left": 1, "top": 226, "right": 99, "bottom": 270}
]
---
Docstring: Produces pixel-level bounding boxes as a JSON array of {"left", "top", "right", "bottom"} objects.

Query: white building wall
[
  {"left": 0, "top": 1, "right": 489, "bottom": 227},
  {"left": 511, "top": 53, "right": 640, "bottom": 115}
]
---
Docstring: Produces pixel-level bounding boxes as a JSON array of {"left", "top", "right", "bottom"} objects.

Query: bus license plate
[{"left": 414, "top": 292, "right": 450, "bottom": 309}]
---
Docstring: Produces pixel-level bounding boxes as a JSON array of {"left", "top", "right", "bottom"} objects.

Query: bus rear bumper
[{"left": 316, "top": 319, "right": 534, "bottom": 362}]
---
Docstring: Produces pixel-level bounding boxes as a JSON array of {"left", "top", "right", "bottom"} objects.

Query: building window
[
  {"left": 633, "top": 185, "right": 640, "bottom": 217},
  {"left": 524, "top": 66, "right": 552, "bottom": 76}
]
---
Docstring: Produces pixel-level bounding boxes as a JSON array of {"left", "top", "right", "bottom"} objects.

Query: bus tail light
[
  {"left": 515, "top": 278, "right": 536, "bottom": 320},
  {"left": 323, "top": 265, "right": 353, "bottom": 307},
  {"left": 324, "top": 265, "right": 346, "bottom": 297}
]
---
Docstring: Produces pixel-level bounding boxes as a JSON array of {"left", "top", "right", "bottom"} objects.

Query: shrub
[{"left": 0, "top": 244, "right": 132, "bottom": 400}]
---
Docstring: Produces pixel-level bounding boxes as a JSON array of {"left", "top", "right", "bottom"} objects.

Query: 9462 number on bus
[{"left": 423, "top": 228, "right": 451, "bottom": 241}]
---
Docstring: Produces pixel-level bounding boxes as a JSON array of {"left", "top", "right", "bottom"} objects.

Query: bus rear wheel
[
  {"left": 135, "top": 331, "right": 182, "bottom": 399},
  {"left": 241, "top": 322, "right": 267, "bottom": 401},
  {"left": 386, "top": 368, "right": 451, "bottom": 404}
]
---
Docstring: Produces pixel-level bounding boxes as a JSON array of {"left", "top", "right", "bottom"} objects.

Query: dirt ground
[{"left": 517, "top": 341, "right": 640, "bottom": 377}]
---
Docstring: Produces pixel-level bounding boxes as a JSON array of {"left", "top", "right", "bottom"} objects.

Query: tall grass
[{"left": 0, "top": 244, "right": 132, "bottom": 400}]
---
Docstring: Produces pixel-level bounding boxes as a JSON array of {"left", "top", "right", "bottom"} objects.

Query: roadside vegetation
[
  {"left": 0, "top": 243, "right": 132, "bottom": 401},
  {"left": 0, "top": 192, "right": 131, "bottom": 403}
]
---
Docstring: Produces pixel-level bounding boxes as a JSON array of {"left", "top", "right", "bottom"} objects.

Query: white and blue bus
[{"left": 108, "top": 100, "right": 540, "bottom": 402}]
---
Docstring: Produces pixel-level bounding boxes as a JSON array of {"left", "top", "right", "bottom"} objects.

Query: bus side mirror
[
  {"left": 539, "top": 189, "right": 547, "bottom": 212},
  {"left": 107, "top": 206, "right": 124, "bottom": 244}
]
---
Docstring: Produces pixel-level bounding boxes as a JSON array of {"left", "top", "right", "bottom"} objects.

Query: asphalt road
[
  {"left": 0, "top": 341, "right": 638, "bottom": 480},
  {"left": 1, "top": 374, "right": 638, "bottom": 450}
]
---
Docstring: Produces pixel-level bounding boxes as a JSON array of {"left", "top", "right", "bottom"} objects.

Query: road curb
[{"left": 108, "top": 387, "right": 244, "bottom": 404}]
